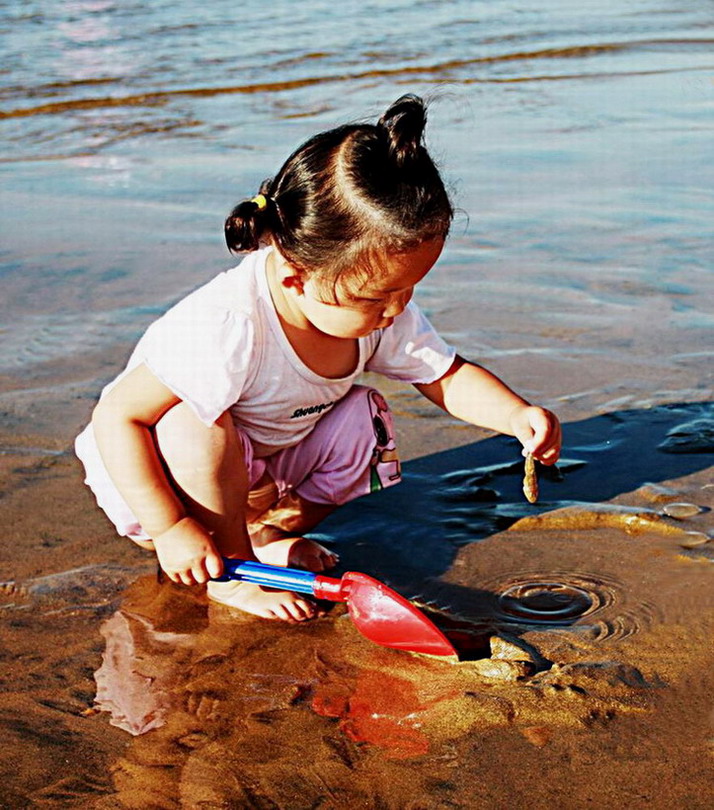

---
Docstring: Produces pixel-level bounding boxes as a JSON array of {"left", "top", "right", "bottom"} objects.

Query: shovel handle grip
[
  {"left": 216, "top": 558, "right": 317, "bottom": 594},
  {"left": 215, "top": 558, "right": 343, "bottom": 601}
]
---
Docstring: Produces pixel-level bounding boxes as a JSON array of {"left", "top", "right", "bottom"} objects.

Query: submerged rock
[
  {"left": 532, "top": 660, "right": 650, "bottom": 696},
  {"left": 635, "top": 483, "right": 680, "bottom": 503},
  {"left": 520, "top": 725, "right": 552, "bottom": 747},
  {"left": 659, "top": 418, "right": 714, "bottom": 454},
  {"left": 509, "top": 503, "right": 693, "bottom": 537},
  {"left": 1, "top": 564, "right": 147, "bottom": 613}
]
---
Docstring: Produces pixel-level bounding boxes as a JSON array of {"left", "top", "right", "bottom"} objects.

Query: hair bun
[
  {"left": 224, "top": 190, "right": 272, "bottom": 253},
  {"left": 377, "top": 94, "right": 427, "bottom": 169}
]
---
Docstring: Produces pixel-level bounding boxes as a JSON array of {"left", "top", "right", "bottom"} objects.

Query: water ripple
[{"left": 478, "top": 570, "right": 659, "bottom": 641}]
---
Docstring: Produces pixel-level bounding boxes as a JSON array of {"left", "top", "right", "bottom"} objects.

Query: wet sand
[{"left": 1, "top": 330, "right": 712, "bottom": 807}]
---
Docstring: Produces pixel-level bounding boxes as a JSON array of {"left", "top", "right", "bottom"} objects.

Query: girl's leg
[
  {"left": 248, "top": 483, "right": 339, "bottom": 571},
  {"left": 249, "top": 386, "right": 401, "bottom": 570},
  {"left": 153, "top": 403, "right": 321, "bottom": 622}
]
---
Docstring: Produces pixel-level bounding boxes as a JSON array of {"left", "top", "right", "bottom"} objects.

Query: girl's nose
[{"left": 383, "top": 289, "right": 413, "bottom": 318}]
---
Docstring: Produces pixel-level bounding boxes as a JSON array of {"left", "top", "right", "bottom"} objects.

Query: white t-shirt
[{"left": 101, "top": 246, "right": 455, "bottom": 455}]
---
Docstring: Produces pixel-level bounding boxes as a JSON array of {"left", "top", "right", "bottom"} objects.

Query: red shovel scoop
[{"left": 217, "top": 559, "right": 457, "bottom": 657}]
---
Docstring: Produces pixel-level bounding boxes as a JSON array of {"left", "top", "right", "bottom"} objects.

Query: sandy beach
[
  {"left": 1, "top": 293, "right": 713, "bottom": 807},
  {"left": 2, "top": 0, "right": 713, "bottom": 806}
]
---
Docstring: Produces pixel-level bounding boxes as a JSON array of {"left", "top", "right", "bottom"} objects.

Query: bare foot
[
  {"left": 206, "top": 579, "right": 322, "bottom": 622},
  {"left": 252, "top": 534, "right": 339, "bottom": 572}
]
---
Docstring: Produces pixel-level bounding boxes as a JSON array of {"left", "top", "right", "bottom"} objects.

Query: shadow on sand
[{"left": 313, "top": 401, "right": 713, "bottom": 612}]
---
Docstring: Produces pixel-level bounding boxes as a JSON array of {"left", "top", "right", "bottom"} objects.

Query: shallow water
[
  {"left": 2, "top": 435, "right": 712, "bottom": 806},
  {"left": 1, "top": 1, "right": 713, "bottom": 808},
  {"left": 1, "top": 0, "right": 713, "bottom": 428}
]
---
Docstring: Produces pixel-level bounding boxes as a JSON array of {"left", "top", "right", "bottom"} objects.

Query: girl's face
[{"left": 296, "top": 238, "right": 444, "bottom": 339}]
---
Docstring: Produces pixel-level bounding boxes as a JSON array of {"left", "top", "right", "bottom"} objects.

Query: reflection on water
[
  {"left": 95, "top": 611, "right": 178, "bottom": 735},
  {"left": 92, "top": 572, "right": 656, "bottom": 768}
]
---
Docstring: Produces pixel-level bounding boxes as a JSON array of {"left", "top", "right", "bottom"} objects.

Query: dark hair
[{"left": 224, "top": 94, "right": 452, "bottom": 282}]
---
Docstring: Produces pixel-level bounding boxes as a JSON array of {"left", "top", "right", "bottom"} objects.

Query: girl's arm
[
  {"left": 91, "top": 362, "right": 224, "bottom": 583},
  {"left": 415, "top": 355, "right": 561, "bottom": 463}
]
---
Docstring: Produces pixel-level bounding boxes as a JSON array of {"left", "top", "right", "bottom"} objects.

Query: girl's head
[{"left": 225, "top": 94, "right": 453, "bottom": 294}]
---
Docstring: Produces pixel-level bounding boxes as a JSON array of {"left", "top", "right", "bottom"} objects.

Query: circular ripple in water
[
  {"left": 497, "top": 581, "right": 605, "bottom": 624},
  {"left": 481, "top": 571, "right": 655, "bottom": 641}
]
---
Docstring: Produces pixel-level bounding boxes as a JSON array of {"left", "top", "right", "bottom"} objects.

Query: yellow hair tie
[{"left": 251, "top": 194, "right": 268, "bottom": 211}]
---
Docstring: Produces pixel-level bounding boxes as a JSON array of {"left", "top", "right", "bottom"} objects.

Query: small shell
[
  {"left": 678, "top": 532, "right": 710, "bottom": 550},
  {"left": 661, "top": 502, "right": 705, "bottom": 519},
  {"left": 522, "top": 453, "right": 539, "bottom": 504},
  {"left": 468, "top": 659, "right": 533, "bottom": 681},
  {"left": 489, "top": 635, "right": 537, "bottom": 664}
]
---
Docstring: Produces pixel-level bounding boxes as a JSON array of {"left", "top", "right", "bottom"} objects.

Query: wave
[
  {"left": 0, "top": 307, "right": 161, "bottom": 373},
  {"left": 2, "top": 38, "right": 712, "bottom": 120}
]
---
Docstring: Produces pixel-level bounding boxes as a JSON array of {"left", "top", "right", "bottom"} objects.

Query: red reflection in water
[{"left": 313, "top": 669, "right": 443, "bottom": 759}]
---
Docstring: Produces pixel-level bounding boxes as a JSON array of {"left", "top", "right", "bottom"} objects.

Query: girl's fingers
[
  {"left": 518, "top": 407, "right": 561, "bottom": 464},
  {"left": 192, "top": 563, "right": 210, "bottom": 584},
  {"left": 205, "top": 553, "right": 224, "bottom": 580},
  {"left": 539, "top": 444, "right": 560, "bottom": 465},
  {"left": 536, "top": 420, "right": 562, "bottom": 464}
]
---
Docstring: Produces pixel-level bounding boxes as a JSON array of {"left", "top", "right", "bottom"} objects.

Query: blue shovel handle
[{"left": 214, "top": 558, "right": 320, "bottom": 596}]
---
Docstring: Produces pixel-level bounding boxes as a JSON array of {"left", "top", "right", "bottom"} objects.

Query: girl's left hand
[{"left": 509, "top": 405, "right": 561, "bottom": 465}]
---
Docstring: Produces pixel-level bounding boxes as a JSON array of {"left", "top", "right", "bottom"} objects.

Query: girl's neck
[
  {"left": 265, "top": 249, "right": 359, "bottom": 379},
  {"left": 266, "top": 249, "right": 310, "bottom": 330}
]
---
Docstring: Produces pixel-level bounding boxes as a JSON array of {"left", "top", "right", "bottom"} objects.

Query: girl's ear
[
  {"left": 281, "top": 271, "right": 306, "bottom": 295},
  {"left": 272, "top": 248, "right": 307, "bottom": 294}
]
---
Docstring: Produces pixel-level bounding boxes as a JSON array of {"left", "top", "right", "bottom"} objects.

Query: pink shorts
[{"left": 75, "top": 386, "right": 401, "bottom": 542}]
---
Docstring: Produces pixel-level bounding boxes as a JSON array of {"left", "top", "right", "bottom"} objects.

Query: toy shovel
[{"left": 215, "top": 558, "right": 456, "bottom": 657}]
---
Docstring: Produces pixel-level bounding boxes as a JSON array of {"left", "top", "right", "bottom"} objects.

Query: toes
[
  {"left": 277, "top": 597, "right": 316, "bottom": 622},
  {"left": 287, "top": 540, "right": 339, "bottom": 572},
  {"left": 294, "top": 599, "right": 318, "bottom": 621},
  {"left": 207, "top": 581, "right": 320, "bottom": 624},
  {"left": 310, "top": 552, "right": 336, "bottom": 572}
]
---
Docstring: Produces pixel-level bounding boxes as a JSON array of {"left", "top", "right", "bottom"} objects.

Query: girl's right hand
[
  {"left": 152, "top": 516, "right": 225, "bottom": 585},
  {"left": 509, "top": 404, "right": 561, "bottom": 465}
]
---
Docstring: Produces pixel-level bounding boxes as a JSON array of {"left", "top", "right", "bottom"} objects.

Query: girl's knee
[{"left": 155, "top": 404, "right": 238, "bottom": 477}]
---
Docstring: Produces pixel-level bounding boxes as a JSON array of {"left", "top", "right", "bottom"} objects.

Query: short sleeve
[
  {"left": 136, "top": 297, "right": 255, "bottom": 426},
  {"left": 365, "top": 301, "right": 455, "bottom": 384}
]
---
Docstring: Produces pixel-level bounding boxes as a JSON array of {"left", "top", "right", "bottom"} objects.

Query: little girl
[{"left": 76, "top": 95, "right": 561, "bottom": 623}]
